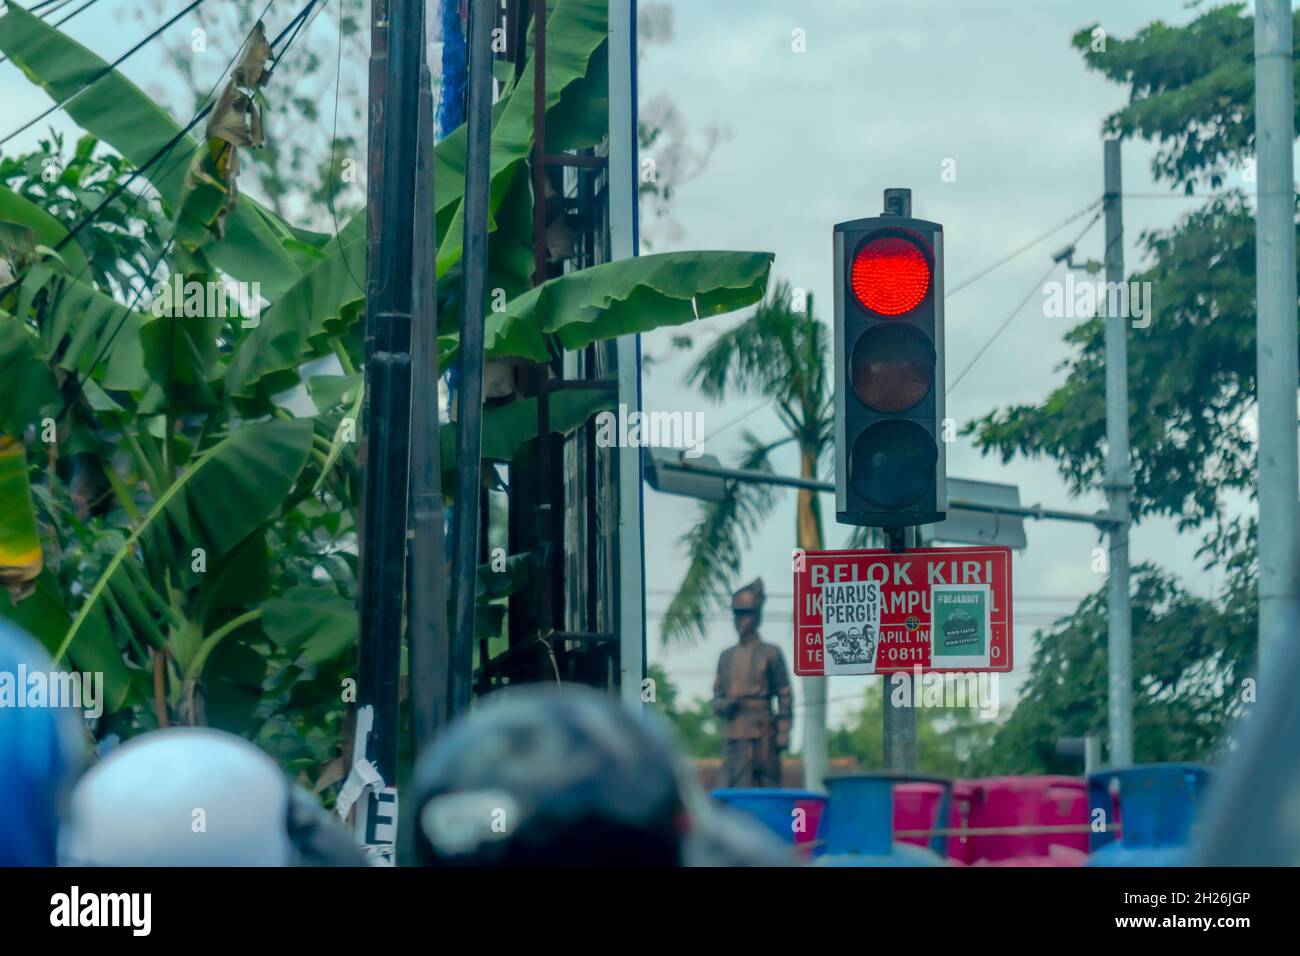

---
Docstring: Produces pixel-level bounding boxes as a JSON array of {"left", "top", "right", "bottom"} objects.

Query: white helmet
[{"left": 60, "top": 727, "right": 361, "bottom": 866}]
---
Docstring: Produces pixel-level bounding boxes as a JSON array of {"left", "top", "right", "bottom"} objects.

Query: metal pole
[
  {"left": 655, "top": 458, "right": 1121, "bottom": 526},
  {"left": 1253, "top": 0, "right": 1300, "bottom": 685},
  {"left": 879, "top": 188, "right": 918, "bottom": 774},
  {"left": 882, "top": 527, "right": 918, "bottom": 771},
  {"left": 448, "top": 0, "right": 496, "bottom": 717},
  {"left": 609, "top": 0, "right": 646, "bottom": 708},
  {"left": 407, "top": 0, "right": 447, "bottom": 755},
  {"left": 355, "top": 0, "right": 423, "bottom": 856},
  {"left": 1103, "top": 139, "right": 1133, "bottom": 768}
]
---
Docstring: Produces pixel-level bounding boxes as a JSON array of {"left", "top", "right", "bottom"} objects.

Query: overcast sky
[{"left": 0, "top": 1, "right": 1271, "bottom": 744}]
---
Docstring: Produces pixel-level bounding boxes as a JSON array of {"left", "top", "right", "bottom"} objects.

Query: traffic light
[{"left": 833, "top": 194, "right": 946, "bottom": 528}]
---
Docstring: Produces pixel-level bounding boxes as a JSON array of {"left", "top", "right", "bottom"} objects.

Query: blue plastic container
[
  {"left": 710, "top": 788, "right": 827, "bottom": 848},
  {"left": 1088, "top": 764, "right": 1212, "bottom": 866},
  {"left": 816, "top": 774, "right": 948, "bottom": 866}
]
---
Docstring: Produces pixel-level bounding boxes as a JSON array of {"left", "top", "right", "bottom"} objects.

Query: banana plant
[{"left": 0, "top": 0, "right": 773, "bottom": 782}]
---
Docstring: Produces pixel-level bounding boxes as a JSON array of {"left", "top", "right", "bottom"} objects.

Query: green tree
[
  {"left": 828, "top": 680, "right": 997, "bottom": 778},
  {"left": 646, "top": 663, "right": 722, "bottom": 758},
  {"left": 966, "top": 3, "right": 1296, "bottom": 768}
]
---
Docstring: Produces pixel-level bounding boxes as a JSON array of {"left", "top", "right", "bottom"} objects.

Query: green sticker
[{"left": 932, "top": 586, "right": 988, "bottom": 658}]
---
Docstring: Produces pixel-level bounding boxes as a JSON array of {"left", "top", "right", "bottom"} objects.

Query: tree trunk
[{"left": 796, "top": 444, "right": 827, "bottom": 790}]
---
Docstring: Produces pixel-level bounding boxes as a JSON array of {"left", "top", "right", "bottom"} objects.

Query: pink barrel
[
  {"left": 893, "top": 783, "right": 944, "bottom": 849},
  {"left": 962, "top": 776, "right": 1088, "bottom": 866},
  {"left": 893, "top": 780, "right": 977, "bottom": 863}
]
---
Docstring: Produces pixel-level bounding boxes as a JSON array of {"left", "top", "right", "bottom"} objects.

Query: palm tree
[{"left": 661, "top": 280, "right": 875, "bottom": 787}]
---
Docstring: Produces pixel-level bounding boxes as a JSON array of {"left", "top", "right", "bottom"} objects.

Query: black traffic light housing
[{"left": 834, "top": 192, "right": 946, "bottom": 528}]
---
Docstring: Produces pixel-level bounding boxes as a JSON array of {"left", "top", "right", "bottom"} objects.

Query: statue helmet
[{"left": 731, "top": 578, "right": 766, "bottom": 611}]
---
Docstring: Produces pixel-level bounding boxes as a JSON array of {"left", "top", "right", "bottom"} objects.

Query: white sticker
[{"left": 820, "top": 580, "right": 881, "bottom": 675}]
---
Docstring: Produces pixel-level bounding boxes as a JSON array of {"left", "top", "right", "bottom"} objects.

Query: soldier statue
[{"left": 711, "top": 578, "right": 794, "bottom": 788}]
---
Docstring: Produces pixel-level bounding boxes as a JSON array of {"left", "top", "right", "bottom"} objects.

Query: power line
[
  {"left": 0, "top": 0, "right": 103, "bottom": 73},
  {"left": 0, "top": 0, "right": 209, "bottom": 148},
  {"left": 325, "top": 0, "right": 364, "bottom": 295},
  {"left": 947, "top": 199, "right": 1102, "bottom": 297},
  {"left": 697, "top": 200, "right": 1106, "bottom": 446},
  {"left": 48, "top": 0, "right": 323, "bottom": 424},
  {"left": 946, "top": 207, "right": 1103, "bottom": 394}
]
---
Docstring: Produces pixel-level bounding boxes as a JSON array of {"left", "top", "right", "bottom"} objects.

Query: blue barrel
[
  {"left": 1088, "top": 764, "right": 1212, "bottom": 866},
  {"left": 710, "top": 788, "right": 827, "bottom": 849},
  {"left": 816, "top": 774, "right": 948, "bottom": 866}
]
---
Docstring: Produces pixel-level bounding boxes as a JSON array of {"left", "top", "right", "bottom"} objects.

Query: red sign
[{"left": 793, "top": 546, "right": 1013, "bottom": 676}]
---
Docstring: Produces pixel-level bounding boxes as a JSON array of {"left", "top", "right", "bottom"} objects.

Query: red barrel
[{"left": 962, "top": 775, "right": 1088, "bottom": 866}]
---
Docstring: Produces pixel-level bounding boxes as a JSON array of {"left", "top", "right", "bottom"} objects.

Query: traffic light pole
[
  {"left": 876, "top": 189, "right": 919, "bottom": 772},
  {"left": 1102, "top": 140, "right": 1134, "bottom": 768},
  {"left": 882, "top": 526, "right": 918, "bottom": 770}
]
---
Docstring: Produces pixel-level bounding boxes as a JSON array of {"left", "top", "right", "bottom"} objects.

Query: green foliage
[
  {"left": 976, "top": 565, "right": 1251, "bottom": 773},
  {"left": 0, "top": 2, "right": 772, "bottom": 790},
  {"left": 1072, "top": 4, "right": 1276, "bottom": 193},
  {"left": 647, "top": 663, "right": 723, "bottom": 758},
  {"left": 967, "top": 195, "right": 1265, "bottom": 530},
  {"left": 968, "top": 5, "right": 1295, "bottom": 770},
  {"left": 828, "top": 682, "right": 997, "bottom": 778},
  {"left": 0, "top": 132, "right": 161, "bottom": 293}
]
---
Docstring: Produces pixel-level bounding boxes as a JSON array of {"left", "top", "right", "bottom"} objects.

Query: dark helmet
[
  {"left": 59, "top": 727, "right": 364, "bottom": 866},
  {"left": 412, "top": 686, "right": 688, "bottom": 866},
  {"left": 0, "top": 620, "right": 84, "bottom": 865}
]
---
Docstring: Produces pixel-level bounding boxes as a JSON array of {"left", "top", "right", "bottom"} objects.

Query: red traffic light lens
[
  {"left": 850, "top": 234, "right": 931, "bottom": 315},
  {"left": 850, "top": 420, "right": 937, "bottom": 509},
  {"left": 850, "top": 324, "right": 935, "bottom": 412}
]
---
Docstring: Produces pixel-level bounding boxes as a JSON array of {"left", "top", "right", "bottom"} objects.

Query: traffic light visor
[{"left": 850, "top": 233, "right": 931, "bottom": 316}]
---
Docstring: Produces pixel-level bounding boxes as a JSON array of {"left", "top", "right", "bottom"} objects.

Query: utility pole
[
  {"left": 1252, "top": 0, "right": 1300, "bottom": 685},
  {"left": 407, "top": 0, "right": 447, "bottom": 755},
  {"left": 448, "top": 0, "right": 495, "bottom": 717},
  {"left": 1103, "top": 139, "right": 1133, "bottom": 768},
  {"left": 353, "top": 0, "right": 425, "bottom": 860}
]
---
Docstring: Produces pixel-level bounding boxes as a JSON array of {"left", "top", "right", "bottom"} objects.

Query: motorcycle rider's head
[
  {"left": 0, "top": 620, "right": 83, "bottom": 866},
  {"left": 411, "top": 685, "right": 689, "bottom": 866},
  {"left": 59, "top": 726, "right": 363, "bottom": 866}
]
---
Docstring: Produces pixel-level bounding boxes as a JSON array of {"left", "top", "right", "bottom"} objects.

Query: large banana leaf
[
  {"left": 263, "top": 586, "right": 356, "bottom": 667},
  {"left": 0, "top": 572, "right": 136, "bottom": 712},
  {"left": 0, "top": 315, "right": 60, "bottom": 436},
  {"left": 434, "top": 0, "right": 608, "bottom": 276},
  {"left": 0, "top": 184, "right": 90, "bottom": 273},
  {"left": 485, "top": 251, "right": 775, "bottom": 360},
  {"left": 0, "top": 4, "right": 302, "bottom": 294},
  {"left": 225, "top": 215, "right": 366, "bottom": 400},
  {"left": 52, "top": 417, "right": 314, "bottom": 680},
  {"left": 439, "top": 388, "right": 616, "bottom": 475}
]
